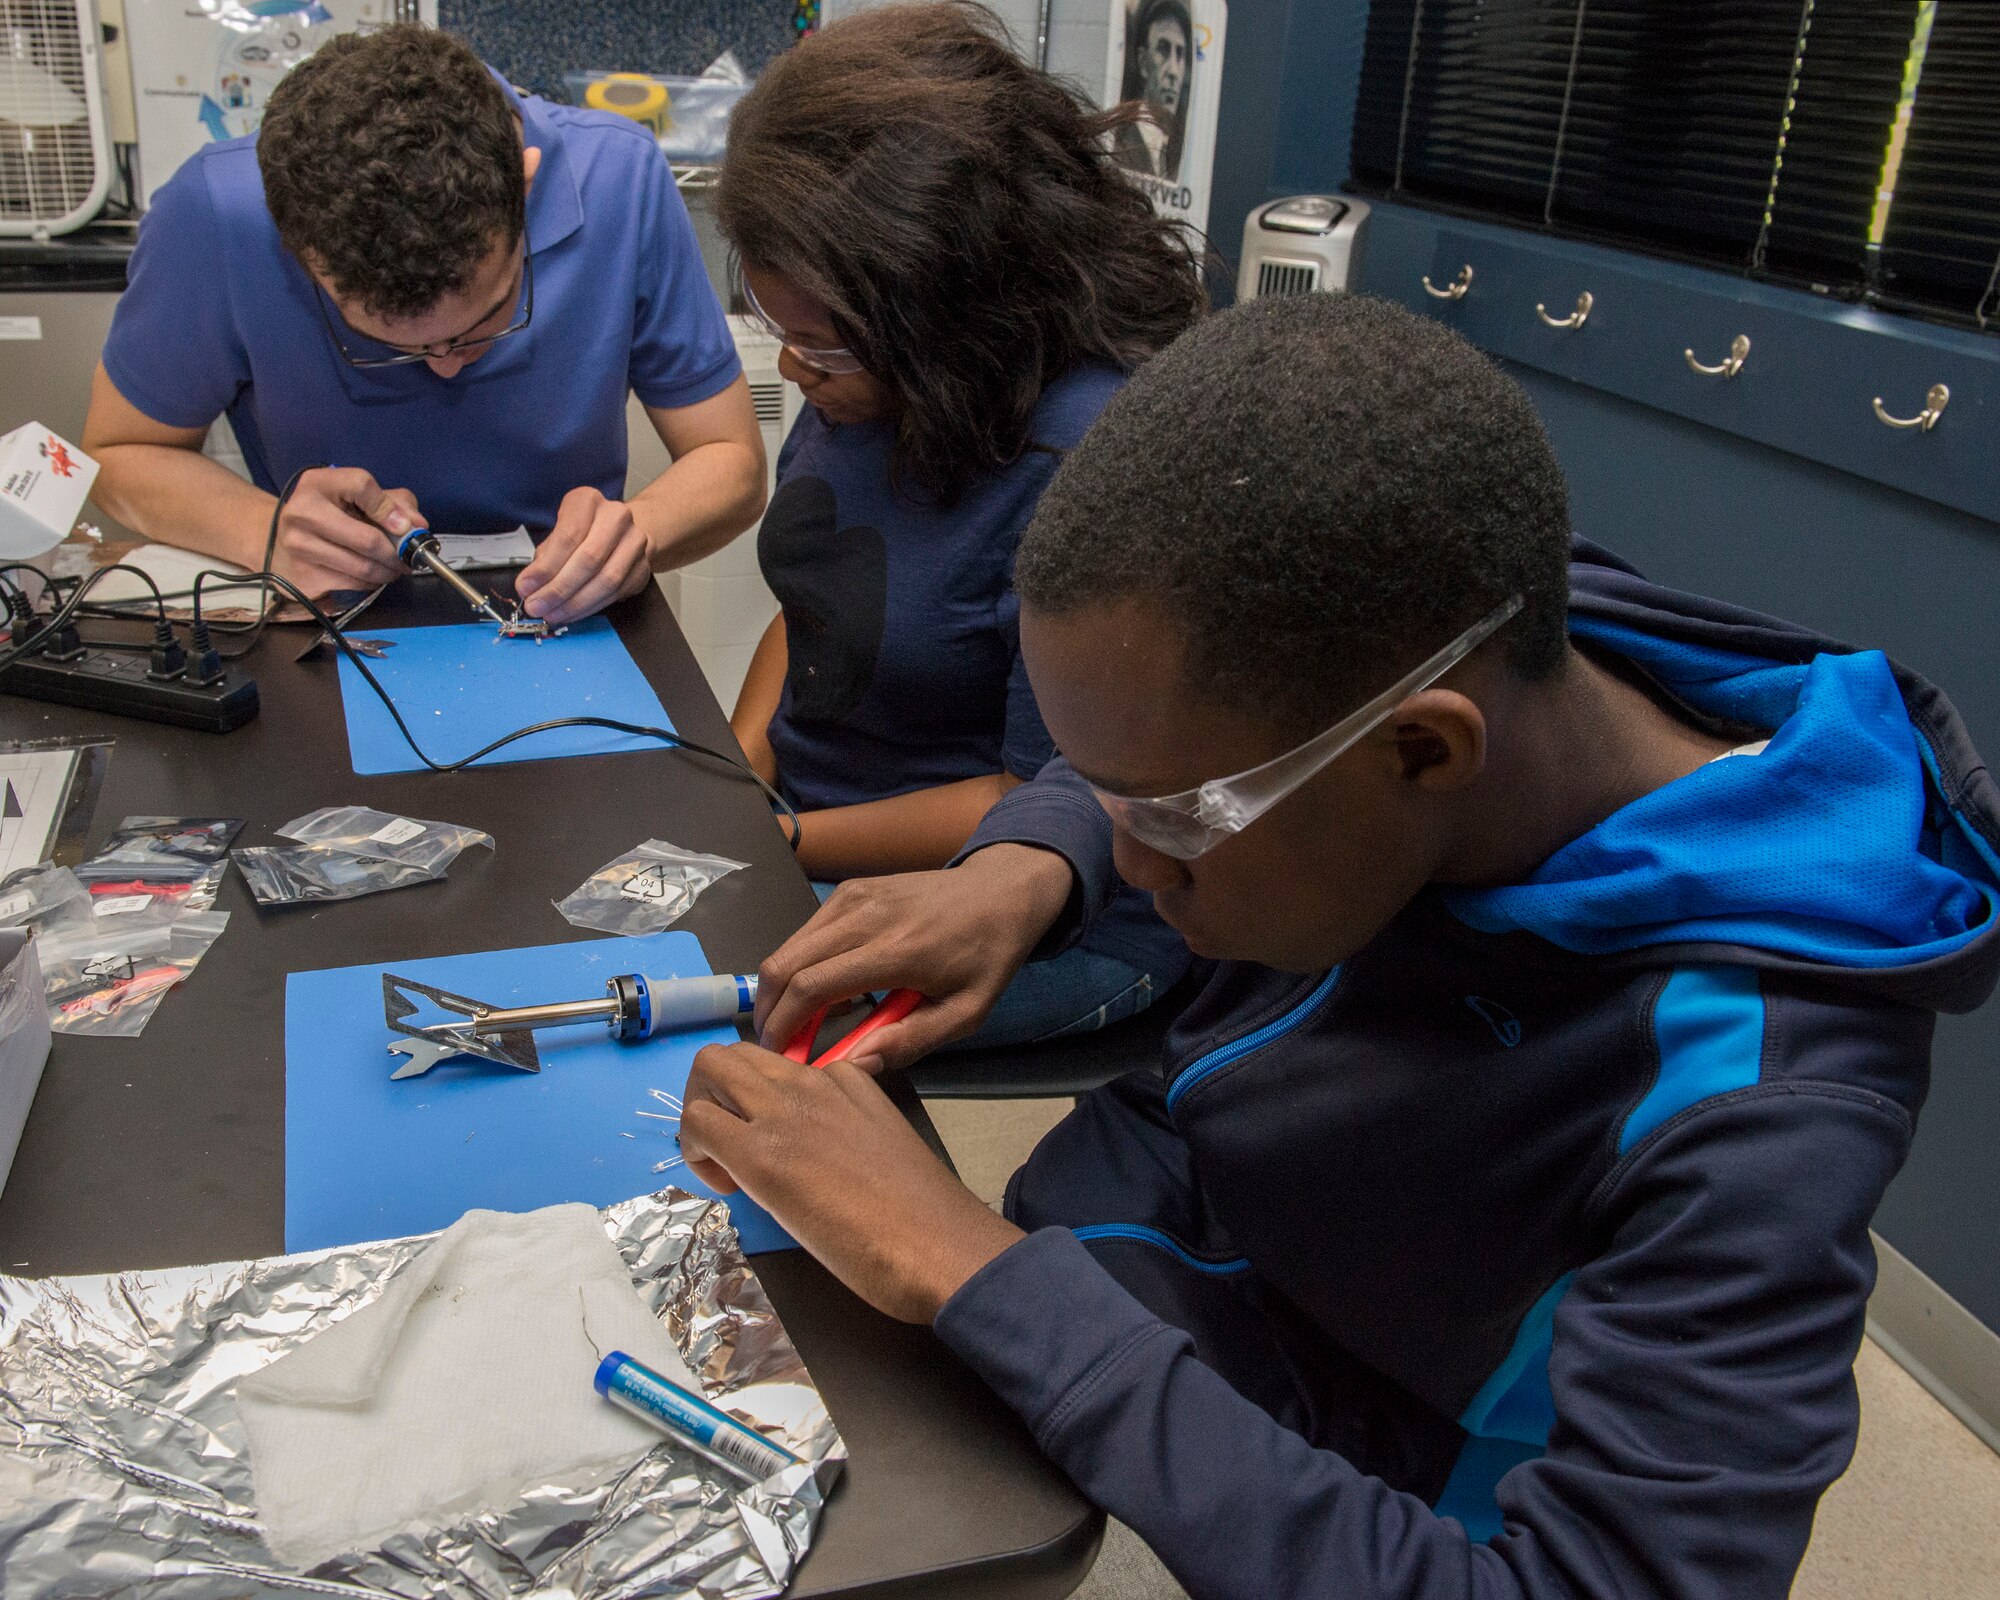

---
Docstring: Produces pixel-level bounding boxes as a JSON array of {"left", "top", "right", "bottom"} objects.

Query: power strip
[{"left": 0, "top": 648, "right": 259, "bottom": 731}]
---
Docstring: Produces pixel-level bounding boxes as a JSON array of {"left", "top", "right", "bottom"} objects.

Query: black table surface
[{"left": 0, "top": 573, "right": 1099, "bottom": 1599}]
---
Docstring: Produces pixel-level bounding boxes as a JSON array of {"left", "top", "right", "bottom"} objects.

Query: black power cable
[
  {"left": 4, "top": 473, "right": 802, "bottom": 847},
  {"left": 0, "top": 560, "right": 171, "bottom": 669},
  {"left": 205, "top": 461, "right": 312, "bottom": 661},
  {"left": 188, "top": 561, "right": 802, "bottom": 847}
]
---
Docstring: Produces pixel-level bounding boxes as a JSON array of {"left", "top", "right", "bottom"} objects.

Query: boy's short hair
[
  {"left": 258, "top": 25, "right": 523, "bottom": 321},
  {"left": 1015, "top": 293, "right": 1572, "bottom": 734}
]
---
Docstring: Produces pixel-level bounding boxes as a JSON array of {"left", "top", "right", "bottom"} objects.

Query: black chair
[{"left": 906, "top": 973, "right": 1200, "bottom": 1099}]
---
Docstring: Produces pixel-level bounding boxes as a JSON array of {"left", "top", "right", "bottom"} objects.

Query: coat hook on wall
[{"left": 1685, "top": 334, "right": 1750, "bottom": 378}]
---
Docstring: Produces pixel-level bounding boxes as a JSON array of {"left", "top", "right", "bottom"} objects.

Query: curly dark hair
[
  {"left": 258, "top": 24, "right": 524, "bottom": 320},
  {"left": 716, "top": 1, "right": 1207, "bottom": 503},
  {"left": 1016, "top": 294, "right": 1574, "bottom": 734}
]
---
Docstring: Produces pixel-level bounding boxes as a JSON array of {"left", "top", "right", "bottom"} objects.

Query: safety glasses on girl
[
  {"left": 736, "top": 267, "right": 867, "bottom": 375},
  {"left": 1088, "top": 595, "right": 1523, "bottom": 860}
]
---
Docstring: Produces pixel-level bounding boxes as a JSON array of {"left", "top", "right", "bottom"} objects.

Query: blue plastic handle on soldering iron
[{"left": 628, "top": 973, "right": 757, "bottom": 1040}]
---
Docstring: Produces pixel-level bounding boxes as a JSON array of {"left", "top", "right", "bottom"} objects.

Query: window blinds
[
  {"left": 1350, "top": 1, "right": 1992, "bottom": 331},
  {"left": 1875, "top": 5, "right": 2000, "bottom": 326}
]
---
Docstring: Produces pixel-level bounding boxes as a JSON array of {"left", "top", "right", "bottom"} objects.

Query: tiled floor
[{"left": 922, "top": 1097, "right": 2000, "bottom": 1600}]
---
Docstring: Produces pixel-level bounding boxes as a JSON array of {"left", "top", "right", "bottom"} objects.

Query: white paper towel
[{"left": 236, "top": 1202, "right": 697, "bottom": 1569}]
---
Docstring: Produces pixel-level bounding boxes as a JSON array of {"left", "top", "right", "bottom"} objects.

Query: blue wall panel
[
  {"left": 1209, "top": 0, "right": 1369, "bottom": 303},
  {"left": 1269, "top": 0, "right": 1366, "bottom": 202}
]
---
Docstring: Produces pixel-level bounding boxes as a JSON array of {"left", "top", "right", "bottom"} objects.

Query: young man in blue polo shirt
[
  {"left": 673, "top": 296, "right": 2000, "bottom": 1597},
  {"left": 83, "top": 25, "right": 764, "bottom": 626}
]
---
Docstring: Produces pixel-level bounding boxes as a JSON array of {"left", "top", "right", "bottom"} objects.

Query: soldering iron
[
  {"left": 395, "top": 528, "right": 508, "bottom": 625},
  {"left": 382, "top": 967, "right": 922, "bottom": 1078},
  {"left": 469, "top": 971, "right": 758, "bottom": 1044}
]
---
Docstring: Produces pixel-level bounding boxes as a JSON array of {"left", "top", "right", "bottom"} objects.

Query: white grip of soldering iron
[{"left": 636, "top": 973, "right": 757, "bottom": 1038}]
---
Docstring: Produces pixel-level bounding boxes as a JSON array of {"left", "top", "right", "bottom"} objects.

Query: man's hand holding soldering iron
[{"left": 273, "top": 468, "right": 653, "bottom": 628}]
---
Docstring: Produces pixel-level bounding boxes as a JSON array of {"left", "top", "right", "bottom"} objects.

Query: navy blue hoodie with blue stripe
[{"left": 932, "top": 539, "right": 2000, "bottom": 1599}]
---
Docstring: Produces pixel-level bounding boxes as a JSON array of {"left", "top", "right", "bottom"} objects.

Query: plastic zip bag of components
[
  {"left": 73, "top": 815, "right": 243, "bottom": 915},
  {"left": 88, "top": 815, "right": 243, "bottom": 863},
  {"left": 234, "top": 844, "right": 444, "bottom": 906},
  {"left": 0, "top": 862, "right": 93, "bottom": 933},
  {"left": 555, "top": 839, "right": 749, "bottom": 936},
  {"left": 275, "top": 806, "right": 494, "bottom": 875},
  {"left": 35, "top": 909, "right": 229, "bottom": 1037}
]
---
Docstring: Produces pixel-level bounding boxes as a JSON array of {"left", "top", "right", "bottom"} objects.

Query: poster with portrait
[{"left": 1104, "top": 0, "right": 1226, "bottom": 236}]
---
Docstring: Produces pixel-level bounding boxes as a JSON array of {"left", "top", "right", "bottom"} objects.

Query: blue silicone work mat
[
  {"left": 283, "top": 930, "right": 790, "bottom": 1255},
  {"left": 334, "top": 616, "right": 673, "bottom": 775}
]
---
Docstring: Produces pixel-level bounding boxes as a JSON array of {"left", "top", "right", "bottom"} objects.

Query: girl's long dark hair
[{"left": 717, "top": 2, "right": 1207, "bottom": 503}]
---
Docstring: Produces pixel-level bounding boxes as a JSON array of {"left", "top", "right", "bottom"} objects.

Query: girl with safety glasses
[{"left": 714, "top": 1, "right": 1204, "bottom": 1048}]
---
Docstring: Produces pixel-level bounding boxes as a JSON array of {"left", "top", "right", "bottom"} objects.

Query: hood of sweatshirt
[{"left": 1445, "top": 539, "right": 2000, "bottom": 1014}]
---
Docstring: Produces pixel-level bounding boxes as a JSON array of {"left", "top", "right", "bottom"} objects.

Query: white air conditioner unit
[
  {"left": 1236, "top": 195, "right": 1370, "bottom": 302},
  {"left": 0, "top": 0, "right": 113, "bottom": 238}
]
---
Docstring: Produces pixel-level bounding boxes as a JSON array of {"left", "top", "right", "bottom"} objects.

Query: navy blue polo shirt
[
  {"left": 102, "top": 76, "right": 739, "bottom": 533},
  {"left": 760, "top": 364, "right": 1188, "bottom": 980}
]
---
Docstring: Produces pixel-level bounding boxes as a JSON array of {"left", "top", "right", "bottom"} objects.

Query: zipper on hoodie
[{"left": 1165, "top": 968, "right": 1343, "bottom": 1113}]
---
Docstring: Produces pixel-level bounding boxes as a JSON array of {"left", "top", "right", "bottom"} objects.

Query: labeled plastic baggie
[
  {"left": 73, "top": 816, "right": 243, "bottom": 915},
  {"left": 0, "top": 863, "right": 93, "bottom": 934},
  {"left": 234, "top": 845, "right": 443, "bottom": 907},
  {"left": 275, "top": 806, "right": 493, "bottom": 875},
  {"left": 554, "top": 839, "right": 748, "bottom": 936},
  {"left": 36, "top": 910, "right": 229, "bottom": 1037}
]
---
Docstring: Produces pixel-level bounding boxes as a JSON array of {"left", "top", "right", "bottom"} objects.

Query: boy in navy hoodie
[{"left": 679, "top": 294, "right": 2000, "bottom": 1598}]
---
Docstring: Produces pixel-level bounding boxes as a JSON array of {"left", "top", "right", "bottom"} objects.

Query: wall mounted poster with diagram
[
  {"left": 122, "top": 0, "right": 440, "bottom": 206},
  {"left": 1104, "top": 0, "right": 1226, "bottom": 236}
]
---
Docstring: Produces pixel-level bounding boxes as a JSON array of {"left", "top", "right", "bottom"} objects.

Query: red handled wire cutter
[{"left": 782, "top": 987, "right": 924, "bottom": 1066}]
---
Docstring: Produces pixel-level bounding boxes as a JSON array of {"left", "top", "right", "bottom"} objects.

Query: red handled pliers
[
  {"left": 87, "top": 879, "right": 194, "bottom": 901},
  {"left": 782, "top": 988, "right": 924, "bottom": 1067}
]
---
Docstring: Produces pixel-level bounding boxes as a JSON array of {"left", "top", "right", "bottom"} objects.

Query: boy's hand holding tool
[{"left": 754, "top": 844, "right": 1076, "bottom": 1073}]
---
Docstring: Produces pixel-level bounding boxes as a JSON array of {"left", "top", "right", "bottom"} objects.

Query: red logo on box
[{"left": 40, "top": 437, "right": 78, "bottom": 478}]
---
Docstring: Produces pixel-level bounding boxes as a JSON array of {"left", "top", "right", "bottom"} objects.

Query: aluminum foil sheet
[{"left": 0, "top": 1188, "right": 845, "bottom": 1598}]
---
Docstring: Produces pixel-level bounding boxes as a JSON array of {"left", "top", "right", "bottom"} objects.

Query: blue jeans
[{"left": 809, "top": 881, "right": 1159, "bottom": 1050}]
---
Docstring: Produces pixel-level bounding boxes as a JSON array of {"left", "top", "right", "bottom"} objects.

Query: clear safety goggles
[
  {"left": 736, "top": 267, "right": 867, "bottom": 376},
  {"left": 1089, "top": 595, "right": 1523, "bottom": 860}
]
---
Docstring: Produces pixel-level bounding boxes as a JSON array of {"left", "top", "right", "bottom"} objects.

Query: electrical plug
[
  {"left": 184, "top": 619, "right": 225, "bottom": 686},
  {"left": 147, "top": 617, "right": 188, "bottom": 680},
  {"left": 1, "top": 586, "right": 35, "bottom": 640}
]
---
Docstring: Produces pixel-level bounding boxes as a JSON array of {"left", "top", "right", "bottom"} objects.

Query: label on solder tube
[{"left": 593, "top": 1351, "right": 800, "bottom": 1482}]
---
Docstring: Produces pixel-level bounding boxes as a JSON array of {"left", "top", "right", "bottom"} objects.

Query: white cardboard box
[
  {"left": 0, "top": 930, "right": 52, "bottom": 1202},
  {"left": 0, "top": 423, "right": 98, "bottom": 559}
]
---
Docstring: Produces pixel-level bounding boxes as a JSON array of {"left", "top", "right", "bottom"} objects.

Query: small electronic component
[
  {"left": 395, "top": 528, "right": 569, "bottom": 643},
  {"left": 494, "top": 601, "right": 567, "bottom": 643}
]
